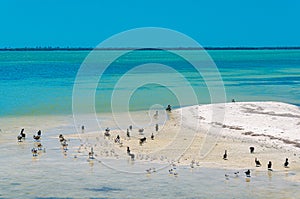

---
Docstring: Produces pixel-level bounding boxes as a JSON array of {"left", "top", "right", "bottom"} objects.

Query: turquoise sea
[
  {"left": 0, "top": 50, "right": 299, "bottom": 117},
  {"left": 0, "top": 49, "right": 300, "bottom": 199}
]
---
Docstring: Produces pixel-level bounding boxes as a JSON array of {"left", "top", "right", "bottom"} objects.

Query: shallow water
[{"left": 0, "top": 117, "right": 299, "bottom": 199}]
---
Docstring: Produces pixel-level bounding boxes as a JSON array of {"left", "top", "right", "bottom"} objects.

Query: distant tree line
[{"left": 0, "top": 46, "right": 300, "bottom": 51}]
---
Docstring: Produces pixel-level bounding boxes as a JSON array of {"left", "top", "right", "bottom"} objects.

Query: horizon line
[{"left": 1, "top": 46, "right": 300, "bottom": 51}]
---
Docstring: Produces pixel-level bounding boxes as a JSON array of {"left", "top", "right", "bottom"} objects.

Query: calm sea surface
[{"left": 0, "top": 50, "right": 299, "bottom": 116}]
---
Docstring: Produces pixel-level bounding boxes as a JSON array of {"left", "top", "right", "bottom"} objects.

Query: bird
[
  {"left": 17, "top": 135, "right": 23, "bottom": 142},
  {"left": 190, "top": 160, "right": 195, "bottom": 168},
  {"left": 20, "top": 128, "right": 26, "bottom": 139},
  {"left": 151, "top": 133, "right": 154, "bottom": 140},
  {"left": 37, "top": 143, "right": 43, "bottom": 150},
  {"left": 31, "top": 148, "right": 38, "bottom": 157},
  {"left": 138, "top": 128, "right": 144, "bottom": 135},
  {"left": 244, "top": 169, "right": 251, "bottom": 177},
  {"left": 61, "top": 140, "right": 68, "bottom": 150},
  {"left": 88, "top": 147, "right": 94, "bottom": 159},
  {"left": 225, "top": 174, "right": 230, "bottom": 180},
  {"left": 126, "top": 129, "right": 130, "bottom": 138},
  {"left": 234, "top": 171, "right": 239, "bottom": 177},
  {"left": 127, "top": 147, "right": 130, "bottom": 154},
  {"left": 255, "top": 158, "right": 261, "bottom": 167},
  {"left": 267, "top": 161, "right": 273, "bottom": 171},
  {"left": 223, "top": 150, "right": 228, "bottom": 160},
  {"left": 33, "top": 135, "right": 41, "bottom": 141},
  {"left": 249, "top": 146, "right": 255, "bottom": 153},
  {"left": 129, "top": 153, "right": 135, "bottom": 160},
  {"left": 284, "top": 158, "right": 289, "bottom": 168},
  {"left": 146, "top": 169, "right": 151, "bottom": 174},
  {"left": 59, "top": 134, "right": 65, "bottom": 142},
  {"left": 166, "top": 105, "right": 172, "bottom": 112}
]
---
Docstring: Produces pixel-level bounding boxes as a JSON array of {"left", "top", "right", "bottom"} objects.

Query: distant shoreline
[{"left": 1, "top": 47, "right": 300, "bottom": 51}]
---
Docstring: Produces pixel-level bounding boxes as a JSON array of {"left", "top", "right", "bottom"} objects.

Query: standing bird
[
  {"left": 154, "top": 111, "right": 159, "bottom": 118},
  {"left": 249, "top": 146, "right": 255, "bottom": 153},
  {"left": 31, "top": 148, "right": 38, "bottom": 157},
  {"left": 126, "top": 129, "right": 130, "bottom": 138},
  {"left": 151, "top": 133, "right": 154, "bottom": 140},
  {"left": 155, "top": 124, "right": 159, "bottom": 132},
  {"left": 20, "top": 128, "right": 26, "bottom": 139},
  {"left": 255, "top": 158, "right": 261, "bottom": 167},
  {"left": 17, "top": 128, "right": 26, "bottom": 142},
  {"left": 267, "top": 161, "right": 272, "bottom": 171},
  {"left": 166, "top": 105, "right": 172, "bottom": 112},
  {"left": 284, "top": 158, "right": 289, "bottom": 168},
  {"left": 223, "top": 150, "right": 228, "bottom": 160},
  {"left": 33, "top": 130, "right": 42, "bottom": 141},
  {"left": 244, "top": 169, "right": 251, "bottom": 177},
  {"left": 88, "top": 147, "right": 94, "bottom": 159},
  {"left": 127, "top": 147, "right": 131, "bottom": 154}
]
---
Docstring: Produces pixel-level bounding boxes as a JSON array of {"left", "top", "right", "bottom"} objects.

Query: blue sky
[{"left": 0, "top": 0, "right": 299, "bottom": 47}]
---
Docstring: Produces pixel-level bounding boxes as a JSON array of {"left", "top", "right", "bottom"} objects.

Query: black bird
[
  {"left": 284, "top": 158, "right": 289, "bottom": 168},
  {"left": 59, "top": 134, "right": 66, "bottom": 142},
  {"left": 37, "top": 130, "right": 42, "bottom": 136},
  {"left": 127, "top": 147, "right": 130, "bottom": 154},
  {"left": 244, "top": 169, "right": 251, "bottom": 177},
  {"left": 223, "top": 150, "right": 228, "bottom": 160},
  {"left": 267, "top": 161, "right": 272, "bottom": 171},
  {"left": 166, "top": 105, "right": 172, "bottom": 112},
  {"left": 139, "top": 137, "right": 147, "bottom": 145},
  {"left": 20, "top": 128, "right": 26, "bottom": 139},
  {"left": 151, "top": 133, "right": 154, "bottom": 140},
  {"left": 249, "top": 146, "right": 255, "bottom": 153},
  {"left": 115, "top": 135, "right": 120, "bottom": 143},
  {"left": 255, "top": 158, "right": 261, "bottom": 167},
  {"left": 17, "top": 128, "right": 26, "bottom": 142}
]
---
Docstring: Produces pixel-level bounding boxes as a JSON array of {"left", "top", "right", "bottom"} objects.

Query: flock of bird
[
  {"left": 17, "top": 128, "right": 45, "bottom": 157},
  {"left": 222, "top": 146, "right": 290, "bottom": 178},
  {"left": 15, "top": 104, "right": 291, "bottom": 179}
]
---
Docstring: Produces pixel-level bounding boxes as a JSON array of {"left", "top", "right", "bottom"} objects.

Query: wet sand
[{"left": 62, "top": 102, "right": 300, "bottom": 182}]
